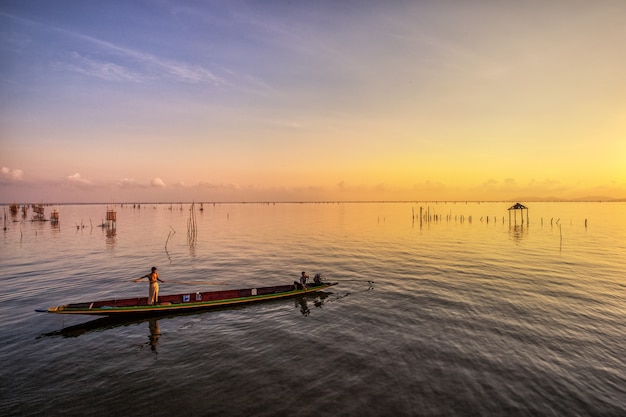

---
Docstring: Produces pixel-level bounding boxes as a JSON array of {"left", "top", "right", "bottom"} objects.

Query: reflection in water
[
  {"left": 106, "top": 235, "right": 116, "bottom": 247},
  {"left": 40, "top": 316, "right": 161, "bottom": 353},
  {"left": 40, "top": 316, "right": 138, "bottom": 338},
  {"left": 294, "top": 292, "right": 333, "bottom": 316},
  {"left": 296, "top": 298, "right": 310, "bottom": 316},
  {"left": 509, "top": 224, "right": 528, "bottom": 241},
  {"left": 105, "top": 226, "right": 116, "bottom": 247},
  {"left": 148, "top": 319, "right": 160, "bottom": 352}
]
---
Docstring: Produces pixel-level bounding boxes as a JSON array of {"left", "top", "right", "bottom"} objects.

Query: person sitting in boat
[
  {"left": 294, "top": 271, "right": 309, "bottom": 290},
  {"left": 313, "top": 273, "right": 321, "bottom": 284},
  {"left": 135, "top": 266, "right": 165, "bottom": 305}
]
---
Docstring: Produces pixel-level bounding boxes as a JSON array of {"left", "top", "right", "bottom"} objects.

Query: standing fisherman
[{"left": 135, "top": 267, "right": 165, "bottom": 305}]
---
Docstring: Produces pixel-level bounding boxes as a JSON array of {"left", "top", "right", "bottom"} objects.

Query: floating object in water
[{"left": 37, "top": 281, "right": 337, "bottom": 317}]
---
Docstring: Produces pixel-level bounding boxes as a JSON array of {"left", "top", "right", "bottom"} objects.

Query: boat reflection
[
  {"left": 295, "top": 291, "right": 331, "bottom": 316},
  {"left": 40, "top": 315, "right": 160, "bottom": 339}
]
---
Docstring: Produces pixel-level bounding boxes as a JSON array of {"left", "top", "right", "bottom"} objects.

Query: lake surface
[{"left": 1, "top": 202, "right": 624, "bottom": 416}]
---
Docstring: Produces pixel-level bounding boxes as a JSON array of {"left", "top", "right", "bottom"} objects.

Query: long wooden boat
[{"left": 37, "top": 281, "right": 337, "bottom": 317}]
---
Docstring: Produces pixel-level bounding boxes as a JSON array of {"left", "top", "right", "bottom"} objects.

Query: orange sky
[{"left": 1, "top": 1, "right": 625, "bottom": 203}]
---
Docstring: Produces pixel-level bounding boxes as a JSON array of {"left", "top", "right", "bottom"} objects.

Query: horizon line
[{"left": 3, "top": 198, "right": 626, "bottom": 206}]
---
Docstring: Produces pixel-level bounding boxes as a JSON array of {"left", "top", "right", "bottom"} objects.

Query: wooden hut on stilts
[
  {"left": 105, "top": 206, "right": 117, "bottom": 230},
  {"left": 508, "top": 202, "right": 529, "bottom": 226},
  {"left": 50, "top": 208, "right": 60, "bottom": 226},
  {"left": 32, "top": 204, "right": 45, "bottom": 222}
]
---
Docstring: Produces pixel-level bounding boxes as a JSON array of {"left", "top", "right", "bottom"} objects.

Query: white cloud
[
  {"left": 0, "top": 166, "right": 24, "bottom": 182},
  {"left": 151, "top": 177, "right": 166, "bottom": 188},
  {"left": 117, "top": 178, "right": 142, "bottom": 188},
  {"left": 66, "top": 172, "right": 91, "bottom": 185}
]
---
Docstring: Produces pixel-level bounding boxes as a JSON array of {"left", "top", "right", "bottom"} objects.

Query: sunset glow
[{"left": 1, "top": 1, "right": 625, "bottom": 203}]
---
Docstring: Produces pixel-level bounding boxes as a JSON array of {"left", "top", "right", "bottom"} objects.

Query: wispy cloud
[
  {"left": 197, "top": 181, "right": 239, "bottom": 191},
  {"left": 63, "top": 30, "right": 222, "bottom": 85},
  {"left": 2, "top": 11, "right": 223, "bottom": 85},
  {"left": 63, "top": 51, "right": 146, "bottom": 82}
]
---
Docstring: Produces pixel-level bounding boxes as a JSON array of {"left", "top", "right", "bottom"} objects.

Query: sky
[{"left": 1, "top": 0, "right": 625, "bottom": 203}]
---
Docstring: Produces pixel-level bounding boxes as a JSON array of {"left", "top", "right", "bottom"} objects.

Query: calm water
[{"left": 1, "top": 202, "right": 624, "bottom": 416}]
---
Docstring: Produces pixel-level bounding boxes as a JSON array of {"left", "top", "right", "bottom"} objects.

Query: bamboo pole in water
[
  {"left": 165, "top": 226, "right": 176, "bottom": 251},
  {"left": 187, "top": 203, "right": 198, "bottom": 246}
]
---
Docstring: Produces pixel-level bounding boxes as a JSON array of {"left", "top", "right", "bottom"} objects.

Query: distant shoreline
[{"left": 3, "top": 199, "right": 625, "bottom": 206}]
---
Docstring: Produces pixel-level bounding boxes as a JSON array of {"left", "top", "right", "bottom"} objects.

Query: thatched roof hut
[{"left": 508, "top": 202, "right": 528, "bottom": 225}]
